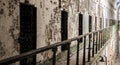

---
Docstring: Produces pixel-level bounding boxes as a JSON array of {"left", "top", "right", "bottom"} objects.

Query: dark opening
[
  {"left": 95, "top": 17, "right": 97, "bottom": 30},
  {"left": 100, "top": 18, "right": 102, "bottom": 29},
  {"left": 61, "top": 11, "right": 68, "bottom": 51},
  {"left": 19, "top": 3, "right": 37, "bottom": 65},
  {"left": 89, "top": 15, "right": 92, "bottom": 44},
  {"left": 89, "top": 15, "right": 92, "bottom": 32},
  {"left": 79, "top": 13, "right": 83, "bottom": 42}
]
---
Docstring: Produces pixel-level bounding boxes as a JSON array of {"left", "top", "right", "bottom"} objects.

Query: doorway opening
[
  {"left": 61, "top": 11, "right": 68, "bottom": 51},
  {"left": 95, "top": 17, "right": 97, "bottom": 30},
  {"left": 79, "top": 13, "right": 83, "bottom": 42},
  {"left": 19, "top": 3, "right": 37, "bottom": 65},
  {"left": 89, "top": 15, "right": 92, "bottom": 32}
]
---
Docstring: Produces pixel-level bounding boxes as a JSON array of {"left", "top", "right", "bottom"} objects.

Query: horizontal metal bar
[{"left": 0, "top": 26, "right": 113, "bottom": 65}]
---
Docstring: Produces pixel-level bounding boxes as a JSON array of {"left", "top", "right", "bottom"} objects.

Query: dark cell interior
[
  {"left": 61, "top": 10, "right": 68, "bottom": 51},
  {"left": 19, "top": 3, "right": 37, "bottom": 65},
  {"left": 79, "top": 13, "right": 83, "bottom": 42}
]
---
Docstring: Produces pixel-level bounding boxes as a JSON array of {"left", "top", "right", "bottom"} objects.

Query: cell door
[
  {"left": 100, "top": 18, "right": 102, "bottom": 29},
  {"left": 95, "top": 17, "right": 97, "bottom": 30},
  {"left": 19, "top": 3, "right": 37, "bottom": 65},
  {"left": 89, "top": 15, "right": 92, "bottom": 32},
  {"left": 61, "top": 11, "right": 68, "bottom": 51},
  {"left": 89, "top": 15, "right": 92, "bottom": 41},
  {"left": 79, "top": 13, "right": 83, "bottom": 42}
]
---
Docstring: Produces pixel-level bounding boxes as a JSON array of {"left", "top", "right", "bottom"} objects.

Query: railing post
[
  {"left": 83, "top": 36, "right": 86, "bottom": 65},
  {"left": 52, "top": 47, "right": 57, "bottom": 65},
  {"left": 67, "top": 43, "right": 71, "bottom": 65},
  {"left": 76, "top": 38, "right": 81, "bottom": 65},
  {"left": 102, "top": 30, "right": 104, "bottom": 45},
  {"left": 100, "top": 31, "right": 101, "bottom": 48},
  {"left": 98, "top": 31, "right": 100, "bottom": 50},
  {"left": 102, "top": 30, "right": 104, "bottom": 46},
  {"left": 102, "top": 30, "right": 105, "bottom": 45},
  {"left": 92, "top": 33, "right": 95, "bottom": 57},
  {"left": 103, "top": 29, "right": 106, "bottom": 44},
  {"left": 100, "top": 31, "right": 102, "bottom": 48},
  {"left": 95, "top": 32, "right": 98, "bottom": 53},
  {"left": 88, "top": 34, "right": 91, "bottom": 62}
]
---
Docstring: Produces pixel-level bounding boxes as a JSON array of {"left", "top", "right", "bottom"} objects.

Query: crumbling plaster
[{"left": 0, "top": 0, "right": 20, "bottom": 60}]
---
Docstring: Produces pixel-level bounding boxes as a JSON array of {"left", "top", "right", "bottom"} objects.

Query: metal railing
[{"left": 0, "top": 26, "right": 113, "bottom": 65}]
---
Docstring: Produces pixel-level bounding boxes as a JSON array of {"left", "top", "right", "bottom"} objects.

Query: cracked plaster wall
[{"left": 0, "top": 0, "right": 20, "bottom": 61}]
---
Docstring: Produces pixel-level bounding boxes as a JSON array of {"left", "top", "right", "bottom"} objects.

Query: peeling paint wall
[
  {"left": 34, "top": 0, "right": 118, "bottom": 64},
  {"left": 0, "top": 0, "right": 20, "bottom": 60}
]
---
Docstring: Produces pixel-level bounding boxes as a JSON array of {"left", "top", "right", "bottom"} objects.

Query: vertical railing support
[
  {"left": 52, "top": 47, "right": 57, "bottom": 65},
  {"left": 102, "top": 30, "right": 105, "bottom": 45},
  {"left": 92, "top": 33, "right": 95, "bottom": 57},
  {"left": 100, "top": 31, "right": 102, "bottom": 48},
  {"left": 98, "top": 31, "right": 100, "bottom": 50},
  {"left": 76, "top": 39, "right": 81, "bottom": 65},
  {"left": 95, "top": 32, "right": 98, "bottom": 53},
  {"left": 102, "top": 31, "right": 103, "bottom": 46},
  {"left": 67, "top": 43, "right": 71, "bottom": 65},
  {"left": 88, "top": 34, "right": 91, "bottom": 62},
  {"left": 83, "top": 36, "right": 86, "bottom": 65}
]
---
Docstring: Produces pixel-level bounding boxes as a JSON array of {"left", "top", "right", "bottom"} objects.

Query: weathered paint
[{"left": 0, "top": 0, "right": 20, "bottom": 61}]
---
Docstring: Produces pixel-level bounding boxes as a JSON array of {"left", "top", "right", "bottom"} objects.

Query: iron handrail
[{"left": 0, "top": 26, "right": 113, "bottom": 65}]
